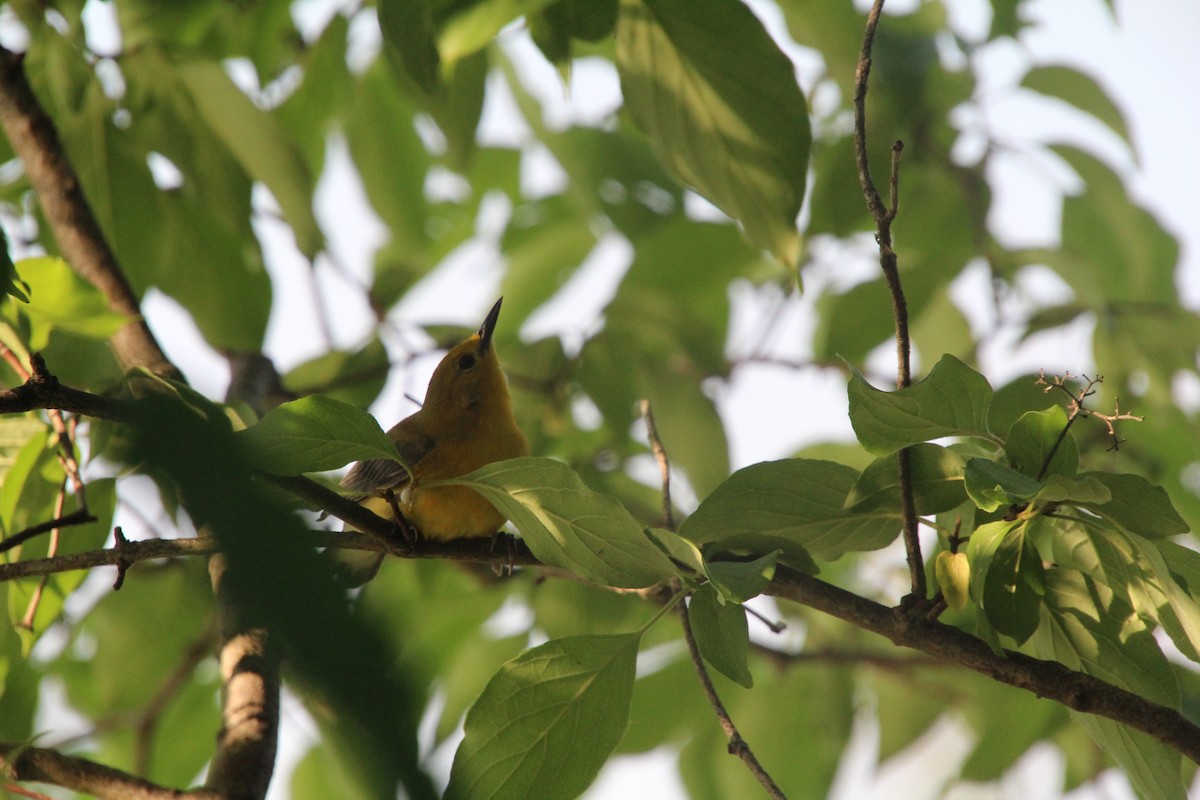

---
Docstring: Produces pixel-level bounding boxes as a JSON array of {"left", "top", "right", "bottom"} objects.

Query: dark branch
[
  {"left": 0, "top": 742, "right": 218, "bottom": 800},
  {"left": 766, "top": 566, "right": 1200, "bottom": 764}
]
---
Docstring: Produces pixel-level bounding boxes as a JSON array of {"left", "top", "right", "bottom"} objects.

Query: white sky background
[{"left": 52, "top": 0, "right": 1200, "bottom": 798}]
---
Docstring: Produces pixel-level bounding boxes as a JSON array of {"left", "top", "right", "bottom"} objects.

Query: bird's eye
[{"left": 457, "top": 354, "right": 476, "bottom": 370}]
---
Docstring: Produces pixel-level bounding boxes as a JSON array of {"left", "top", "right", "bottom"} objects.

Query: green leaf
[
  {"left": 1126, "top": 534, "right": 1200, "bottom": 665},
  {"left": 1006, "top": 405, "right": 1077, "bottom": 479},
  {"left": 1033, "top": 474, "right": 1110, "bottom": 505},
  {"left": 446, "top": 633, "right": 640, "bottom": 800},
  {"left": 282, "top": 338, "right": 391, "bottom": 411},
  {"left": 967, "top": 520, "right": 1044, "bottom": 644},
  {"left": 344, "top": 61, "right": 431, "bottom": 262},
  {"left": 847, "top": 354, "right": 994, "bottom": 456},
  {"left": 235, "top": 395, "right": 401, "bottom": 475},
  {"left": 377, "top": 0, "right": 440, "bottom": 94},
  {"left": 616, "top": 0, "right": 810, "bottom": 266},
  {"left": 176, "top": 60, "right": 321, "bottom": 257},
  {"left": 1021, "top": 65, "right": 1132, "bottom": 152},
  {"left": 964, "top": 458, "right": 1041, "bottom": 513},
  {"left": 14, "top": 257, "right": 130, "bottom": 349},
  {"left": 438, "top": 0, "right": 558, "bottom": 64},
  {"left": 0, "top": 232, "right": 26, "bottom": 303},
  {"left": 680, "top": 459, "right": 898, "bottom": 564},
  {"left": 705, "top": 551, "right": 778, "bottom": 603},
  {"left": 499, "top": 210, "right": 596, "bottom": 328},
  {"left": 1050, "top": 145, "right": 1177, "bottom": 305},
  {"left": 645, "top": 527, "right": 704, "bottom": 576},
  {"left": 1030, "top": 571, "right": 1186, "bottom": 800},
  {"left": 843, "top": 443, "right": 965, "bottom": 515},
  {"left": 449, "top": 457, "right": 679, "bottom": 588},
  {"left": 688, "top": 584, "right": 752, "bottom": 688},
  {"left": 1075, "top": 472, "right": 1188, "bottom": 539}
]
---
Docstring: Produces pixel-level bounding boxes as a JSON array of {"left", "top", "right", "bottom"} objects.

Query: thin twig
[
  {"left": 853, "top": 0, "right": 925, "bottom": 602},
  {"left": 639, "top": 399, "right": 674, "bottom": 531},
  {"left": 679, "top": 600, "right": 787, "bottom": 799},
  {"left": 0, "top": 508, "right": 97, "bottom": 555}
]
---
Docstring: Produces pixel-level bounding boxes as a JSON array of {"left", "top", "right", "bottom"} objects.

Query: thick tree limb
[
  {"left": 0, "top": 47, "right": 177, "bottom": 379},
  {"left": 0, "top": 743, "right": 219, "bottom": 800},
  {"left": 766, "top": 566, "right": 1200, "bottom": 764}
]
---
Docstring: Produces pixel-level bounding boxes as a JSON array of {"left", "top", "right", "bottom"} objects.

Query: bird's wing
[{"left": 340, "top": 429, "right": 435, "bottom": 498}]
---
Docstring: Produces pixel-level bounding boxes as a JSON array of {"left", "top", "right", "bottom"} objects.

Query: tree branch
[
  {"left": 0, "top": 742, "right": 218, "bottom": 800},
  {"left": 853, "top": 0, "right": 925, "bottom": 602},
  {"left": 0, "top": 47, "right": 177, "bottom": 379},
  {"left": 766, "top": 566, "right": 1200, "bottom": 764}
]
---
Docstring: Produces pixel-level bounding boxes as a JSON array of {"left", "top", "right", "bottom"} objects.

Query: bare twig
[
  {"left": 679, "top": 600, "right": 787, "bottom": 799},
  {"left": 0, "top": 507, "right": 97, "bottom": 555},
  {"left": 639, "top": 399, "right": 675, "bottom": 530},
  {"left": 853, "top": 0, "right": 924, "bottom": 603}
]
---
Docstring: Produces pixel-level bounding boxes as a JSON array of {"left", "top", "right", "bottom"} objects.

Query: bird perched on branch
[{"left": 337, "top": 297, "right": 528, "bottom": 584}]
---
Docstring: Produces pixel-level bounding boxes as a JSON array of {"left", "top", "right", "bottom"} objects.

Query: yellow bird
[{"left": 337, "top": 297, "right": 528, "bottom": 582}]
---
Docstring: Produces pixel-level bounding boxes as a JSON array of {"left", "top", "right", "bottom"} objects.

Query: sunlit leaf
[
  {"left": 680, "top": 459, "right": 897, "bottom": 564},
  {"left": 236, "top": 395, "right": 401, "bottom": 475},
  {"left": 446, "top": 633, "right": 640, "bottom": 800},
  {"left": 617, "top": 0, "right": 810, "bottom": 266},
  {"left": 848, "top": 355, "right": 994, "bottom": 455},
  {"left": 450, "top": 457, "right": 679, "bottom": 588}
]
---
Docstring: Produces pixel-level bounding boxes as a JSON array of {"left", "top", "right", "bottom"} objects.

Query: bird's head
[{"left": 423, "top": 297, "right": 512, "bottom": 421}]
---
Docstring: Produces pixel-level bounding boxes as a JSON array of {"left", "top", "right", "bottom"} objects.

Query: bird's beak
[{"left": 478, "top": 297, "right": 502, "bottom": 352}]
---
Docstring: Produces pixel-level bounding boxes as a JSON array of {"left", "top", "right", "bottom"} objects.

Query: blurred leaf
[
  {"left": 446, "top": 633, "right": 640, "bottom": 800},
  {"left": 451, "top": 457, "right": 679, "bottom": 588},
  {"left": 345, "top": 62, "right": 431, "bottom": 262},
  {"left": 680, "top": 459, "right": 897, "bottom": 564},
  {"left": 438, "top": 0, "right": 557, "bottom": 64},
  {"left": 499, "top": 205, "right": 595, "bottom": 327},
  {"left": 377, "top": 0, "right": 441, "bottom": 94},
  {"left": 236, "top": 395, "right": 402, "bottom": 475},
  {"left": 177, "top": 60, "right": 321, "bottom": 257},
  {"left": 619, "top": 654, "right": 707, "bottom": 754},
  {"left": 848, "top": 354, "right": 995, "bottom": 456},
  {"left": 843, "top": 442, "right": 966, "bottom": 515},
  {"left": 960, "top": 675, "right": 1067, "bottom": 780},
  {"left": 617, "top": 0, "right": 810, "bottom": 266},
  {"left": 292, "top": 744, "right": 358, "bottom": 800},
  {"left": 283, "top": 338, "right": 391, "bottom": 410},
  {"left": 1021, "top": 65, "right": 1132, "bottom": 152},
  {"left": 59, "top": 559, "right": 214, "bottom": 718},
  {"left": 157, "top": 191, "right": 271, "bottom": 351},
  {"left": 688, "top": 583, "right": 752, "bottom": 687},
  {"left": 1050, "top": 144, "right": 1177, "bottom": 305},
  {"left": 14, "top": 257, "right": 130, "bottom": 349}
]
